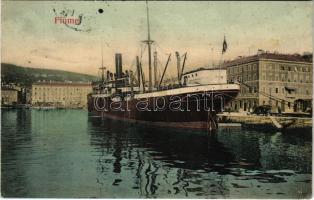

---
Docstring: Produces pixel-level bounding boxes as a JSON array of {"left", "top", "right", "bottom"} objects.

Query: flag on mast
[{"left": 222, "top": 35, "right": 228, "bottom": 54}]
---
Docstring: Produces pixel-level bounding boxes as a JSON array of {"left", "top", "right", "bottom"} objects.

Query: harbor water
[{"left": 1, "top": 109, "right": 312, "bottom": 198}]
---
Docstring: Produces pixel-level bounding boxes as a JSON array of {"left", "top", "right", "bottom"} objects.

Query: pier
[{"left": 217, "top": 112, "right": 312, "bottom": 130}]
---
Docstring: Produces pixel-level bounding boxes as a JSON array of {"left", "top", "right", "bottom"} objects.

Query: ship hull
[{"left": 88, "top": 84, "right": 240, "bottom": 131}]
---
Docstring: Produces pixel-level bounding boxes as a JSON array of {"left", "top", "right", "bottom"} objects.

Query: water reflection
[
  {"left": 1, "top": 110, "right": 311, "bottom": 198},
  {"left": 87, "top": 116, "right": 311, "bottom": 198},
  {"left": 2, "top": 110, "right": 32, "bottom": 197},
  {"left": 88, "top": 117, "right": 235, "bottom": 197}
]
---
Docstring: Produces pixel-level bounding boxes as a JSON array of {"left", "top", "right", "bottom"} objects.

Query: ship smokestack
[{"left": 115, "top": 53, "right": 123, "bottom": 79}]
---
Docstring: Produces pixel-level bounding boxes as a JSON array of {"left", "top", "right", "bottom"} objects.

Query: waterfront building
[
  {"left": 31, "top": 82, "right": 92, "bottom": 108},
  {"left": 224, "top": 52, "right": 312, "bottom": 113},
  {"left": 1, "top": 86, "right": 19, "bottom": 105}
]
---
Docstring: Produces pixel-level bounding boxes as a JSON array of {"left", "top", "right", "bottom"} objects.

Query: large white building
[
  {"left": 31, "top": 82, "right": 92, "bottom": 108},
  {"left": 224, "top": 52, "right": 312, "bottom": 113}
]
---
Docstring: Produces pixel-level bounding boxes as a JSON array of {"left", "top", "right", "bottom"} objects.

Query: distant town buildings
[
  {"left": 31, "top": 82, "right": 92, "bottom": 108},
  {"left": 224, "top": 52, "right": 312, "bottom": 113},
  {"left": 1, "top": 84, "right": 20, "bottom": 105},
  {"left": 1, "top": 51, "right": 312, "bottom": 113}
]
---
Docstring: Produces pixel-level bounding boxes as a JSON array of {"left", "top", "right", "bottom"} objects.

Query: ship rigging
[{"left": 88, "top": 2, "right": 240, "bottom": 131}]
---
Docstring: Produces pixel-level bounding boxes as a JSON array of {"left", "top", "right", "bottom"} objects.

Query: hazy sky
[{"left": 2, "top": 1, "right": 312, "bottom": 76}]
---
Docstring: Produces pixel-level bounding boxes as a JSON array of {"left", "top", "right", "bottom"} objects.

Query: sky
[{"left": 1, "top": 1, "right": 313, "bottom": 77}]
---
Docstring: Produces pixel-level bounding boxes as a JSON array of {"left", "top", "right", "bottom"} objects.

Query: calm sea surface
[{"left": 1, "top": 109, "right": 312, "bottom": 198}]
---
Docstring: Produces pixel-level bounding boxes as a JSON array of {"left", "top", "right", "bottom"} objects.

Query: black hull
[{"left": 88, "top": 89, "right": 239, "bottom": 130}]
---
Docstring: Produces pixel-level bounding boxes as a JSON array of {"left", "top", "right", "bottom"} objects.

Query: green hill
[{"left": 1, "top": 63, "right": 98, "bottom": 86}]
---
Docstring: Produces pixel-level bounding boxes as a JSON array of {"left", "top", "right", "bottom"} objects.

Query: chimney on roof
[
  {"left": 257, "top": 49, "right": 265, "bottom": 55},
  {"left": 303, "top": 51, "right": 312, "bottom": 56},
  {"left": 302, "top": 52, "right": 313, "bottom": 62}
]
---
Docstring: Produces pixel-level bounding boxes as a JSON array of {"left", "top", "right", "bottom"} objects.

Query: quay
[{"left": 217, "top": 112, "right": 312, "bottom": 130}]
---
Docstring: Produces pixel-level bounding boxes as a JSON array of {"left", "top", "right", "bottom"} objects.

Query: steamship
[{"left": 87, "top": 3, "right": 240, "bottom": 131}]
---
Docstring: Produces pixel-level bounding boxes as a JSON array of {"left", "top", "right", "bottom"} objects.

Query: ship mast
[
  {"left": 99, "top": 45, "right": 106, "bottom": 82},
  {"left": 144, "top": 1, "right": 153, "bottom": 92}
]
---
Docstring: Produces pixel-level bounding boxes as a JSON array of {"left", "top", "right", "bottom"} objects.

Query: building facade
[
  {"left": 1, "top": 88, "right": 19, "bottom": 105},
  {"left": 224, "top": 53, "right": 312, "bottom": 113},
  {"left": 31, "top": 82, "right": 92, "bottom": 108},
  {"left": 1, "top": 84, "right": 22, "bottom": 105}
]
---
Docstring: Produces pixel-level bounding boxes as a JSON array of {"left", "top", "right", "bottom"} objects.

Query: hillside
[{"left": 1, "top": 63, "right": 98, "bottom": 86}]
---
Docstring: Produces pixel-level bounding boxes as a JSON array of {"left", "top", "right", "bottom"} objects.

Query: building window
[
  {"left": 280, "top": 65, "right": 284, "bottom": 70},
  {"left": 288, "top": 102, "right": 291, "bottom": 108},
  {"left": 275, "top": 88, "right": 278, "bottom": 93}
]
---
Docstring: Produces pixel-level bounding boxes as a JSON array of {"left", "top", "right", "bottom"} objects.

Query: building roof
[
  {"left": 223, "top": 53, "right": 312, "bottom": 67},
  {"left": 32, "top": 82, "right": 91, "bottom": 87},
  {"left": 1, "top": 87, "right": 18, "bottom": 91},
  {"left": 1, "top": 84, "right": 21, "bottom": 91}
]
